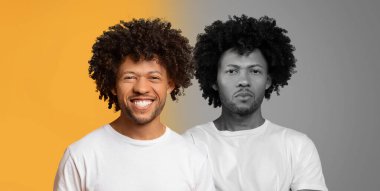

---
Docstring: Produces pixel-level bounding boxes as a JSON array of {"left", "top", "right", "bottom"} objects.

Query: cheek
[
  {"left": 152, "top": 85, "right": 169, "bottom": 97},
  {"left": 218, "top": 75, "right": 232, "bottom": 86},
  {"left": 218, "top": 79, "right": 235, "bottom": 90},
  {"left": 115, "top": 85, "right": 132, "bottom": 97},
  {"left": 254, "top": 81, "right": 269, "bottom": 95},
  {"left": 217, "top": 85, "right": 233, "bottom": 99}
]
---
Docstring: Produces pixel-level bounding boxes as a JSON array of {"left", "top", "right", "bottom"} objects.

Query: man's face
[
  {"left": 113, "top": 56, "right": 174, "bottom": 125},
  {"left": 214, "top": 49, "right": 271, "bottom": 116}
]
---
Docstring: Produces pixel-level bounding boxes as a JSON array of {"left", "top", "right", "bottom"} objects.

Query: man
[
  {"left": 183, "top": 15, "right": 328, "bottom": 191},
  {"left": 54, "top": 18, "right": 214, "bottom": 191}
]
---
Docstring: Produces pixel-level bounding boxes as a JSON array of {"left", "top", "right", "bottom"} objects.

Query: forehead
[
  {"left": 219, "top": 49, "right": 268, "bottom": 69},
  {"left": 118, "top": 56, "right": 168, "bottom": 74}
]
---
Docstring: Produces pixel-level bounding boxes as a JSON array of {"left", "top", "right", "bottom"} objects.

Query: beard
[
  {"left": 229, "top": 103, "right": 256, "bottom": 116},
  {"left": 220, "top": 93, "right": 263, "bottom": 116},
  {"left": 121, "top": 99, "right": 166, "bottom": 125}
]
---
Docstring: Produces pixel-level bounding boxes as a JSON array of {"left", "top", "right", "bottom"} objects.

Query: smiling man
[
  {"left": 54, "top": 18, "right": 214, "bottom": 191},
  {"left": 183, "top": 15, "right": 328, "bottom": 191}
]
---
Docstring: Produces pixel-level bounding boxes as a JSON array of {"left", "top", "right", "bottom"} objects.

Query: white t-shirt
[
  {"left": 54, "top": 125, "right": 215, "bottom": 191},
  {"left": 183, "top": 120, "right": 328, "bottom": 191}
]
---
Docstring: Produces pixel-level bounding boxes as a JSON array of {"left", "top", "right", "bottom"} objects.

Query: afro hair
[{"left": 194, "top": 15, "right": 296, "bottom": 107}]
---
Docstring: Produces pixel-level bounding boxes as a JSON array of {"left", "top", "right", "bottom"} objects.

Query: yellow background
[
  {"left": 2, "top": 0, "right": 380, "bottom": 190},
  {"left": 0, "top": 0, "right": 184, "bottom": 190}
]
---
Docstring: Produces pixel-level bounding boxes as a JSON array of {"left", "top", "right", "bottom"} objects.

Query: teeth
[{"left": 134, "top": 100, "right": 152, "bottom": 107}]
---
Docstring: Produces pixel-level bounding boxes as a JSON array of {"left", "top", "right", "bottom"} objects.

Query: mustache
[
  {"left": 233, "top": 89, "right": 254, "bottom": 97},
  {"left": 128, "top": 94, "right": 156, "bottom": 100}
]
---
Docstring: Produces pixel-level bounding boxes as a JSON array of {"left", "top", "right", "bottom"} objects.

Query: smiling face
[
  {"left": 214, "top": 49, "right": 271, "bottom": 116},
  {"left": 113, "top": 56, "right": 174, "bottom": 125}
]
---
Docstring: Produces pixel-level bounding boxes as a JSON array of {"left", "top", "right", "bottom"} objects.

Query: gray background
[{"left": 163, "top": 0, "right": 380, "bottom": 190}]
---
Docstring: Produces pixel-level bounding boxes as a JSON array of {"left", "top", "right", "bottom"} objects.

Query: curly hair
[
  {"left": 194, "top": 15, "right": 296, "bottom": 107},
  {"left": 88, "top": 18, "right": 194, "bottom": 111}
]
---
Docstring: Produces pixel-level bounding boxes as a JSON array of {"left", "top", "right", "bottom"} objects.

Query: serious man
[
  {"left": 184, "top": 15, "right": 328, "bottom": 191},
  {"left": 54, "top": 18, "right": 214, "bottom": 191}
]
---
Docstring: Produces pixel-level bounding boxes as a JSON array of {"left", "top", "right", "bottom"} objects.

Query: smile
[{"left": 132, "top": 100, "right": 153, "bottom": 109}]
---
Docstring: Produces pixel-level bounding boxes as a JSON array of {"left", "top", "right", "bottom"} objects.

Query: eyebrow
[
  {"left": 120, "top": 71, "right": 135, "bottom": 75},
  {"left": 226, "top": 64, "right": 264, "bottom": 68},
  {"left": 120, "top": 70, "right": 162, "bottom": 76},
  {"left": 148, "top": 71, "right": 162, "bottom": 75}
]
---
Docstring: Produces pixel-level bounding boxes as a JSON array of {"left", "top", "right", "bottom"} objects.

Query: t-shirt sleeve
[
  {"left": 54, "top": 148, "right": 83, "bottom": 191},
  {"left": 194, "top": 156, "right": 216, "bottom": 191},
  {"left": 290, "top": 135, "right": 328, "bottom": 191}
]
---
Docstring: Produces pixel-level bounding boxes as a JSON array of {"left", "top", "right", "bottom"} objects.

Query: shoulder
[
  {"left": 67, "top": 125, "right": 110, "bottom": 157},
  {"left": 182, "top": 122, "right": 214, "bottom": 143},
  {"left": 181, "top": 122, "right": 215, "bottom": 157},
  {"left": 184, "top": 122, "right": 213, "bottom": 134},
  {"left": 267, "top": 121, "right": 311, "bottom": 142},
  {"left": 168, "top": 128, "right": 204, "bottom": 155},
  {"left": 168, "top": 128, "right": 208, "bottom": 163},
  {"left": 269, "top": 123, "right": 328, "bottom": 191},
  {"left": 267, "top": 121, "right": 318, "bottom": 155}
]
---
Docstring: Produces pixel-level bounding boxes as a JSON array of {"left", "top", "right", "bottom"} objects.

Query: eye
[
  {"left": 249, "top": 69, "right": 262, "bottom": 75},
  {"left": 225, "top": 69, "right": 238, "bottom": 74},
  {"left": 123, "top": 75, "right": 136, "bottom": 80},
  {"left": 149, "top": 75, "right": 161, "bottom": 81}
]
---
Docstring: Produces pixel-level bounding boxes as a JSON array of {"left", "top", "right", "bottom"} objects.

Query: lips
[
  {"left": 235, "top": 92, "right": 253, "bottom": 97},
  {"left": 234, "top": 89, "right": 254, "bottom": 97}
]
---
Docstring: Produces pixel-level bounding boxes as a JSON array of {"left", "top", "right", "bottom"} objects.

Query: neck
[
  {"left": 110, "top": 113, "right": 165, "bottom": 140},
  {"left": 214, "top": 106, "right": 265, "bottom": 131}
]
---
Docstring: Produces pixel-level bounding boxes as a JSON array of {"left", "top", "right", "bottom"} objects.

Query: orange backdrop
[{"left": 0, "top": 0, "right": 185, "bottom": 190}]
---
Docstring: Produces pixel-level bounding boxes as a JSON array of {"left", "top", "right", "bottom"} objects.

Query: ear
[
  {"left": 212, "top": 84, "right": 218, "bottom": 91},
  {"left": 265, "top": 76, "right": 272, "bottom": 90},
  {"left": 167, "top": 80, "right": 175, "bottom": 94}
]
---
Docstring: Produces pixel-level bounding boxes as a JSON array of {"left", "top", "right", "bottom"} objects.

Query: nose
[
  {"left": 133, "top": 78, "right": 150, "bottom": 94},
  {"left": 237, "top": 72, "right": 250, "bottom": 87}
]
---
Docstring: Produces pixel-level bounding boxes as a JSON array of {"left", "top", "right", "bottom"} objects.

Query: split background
[{"left": 1, "top": 0, "right": 379, "bottom": 190}]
